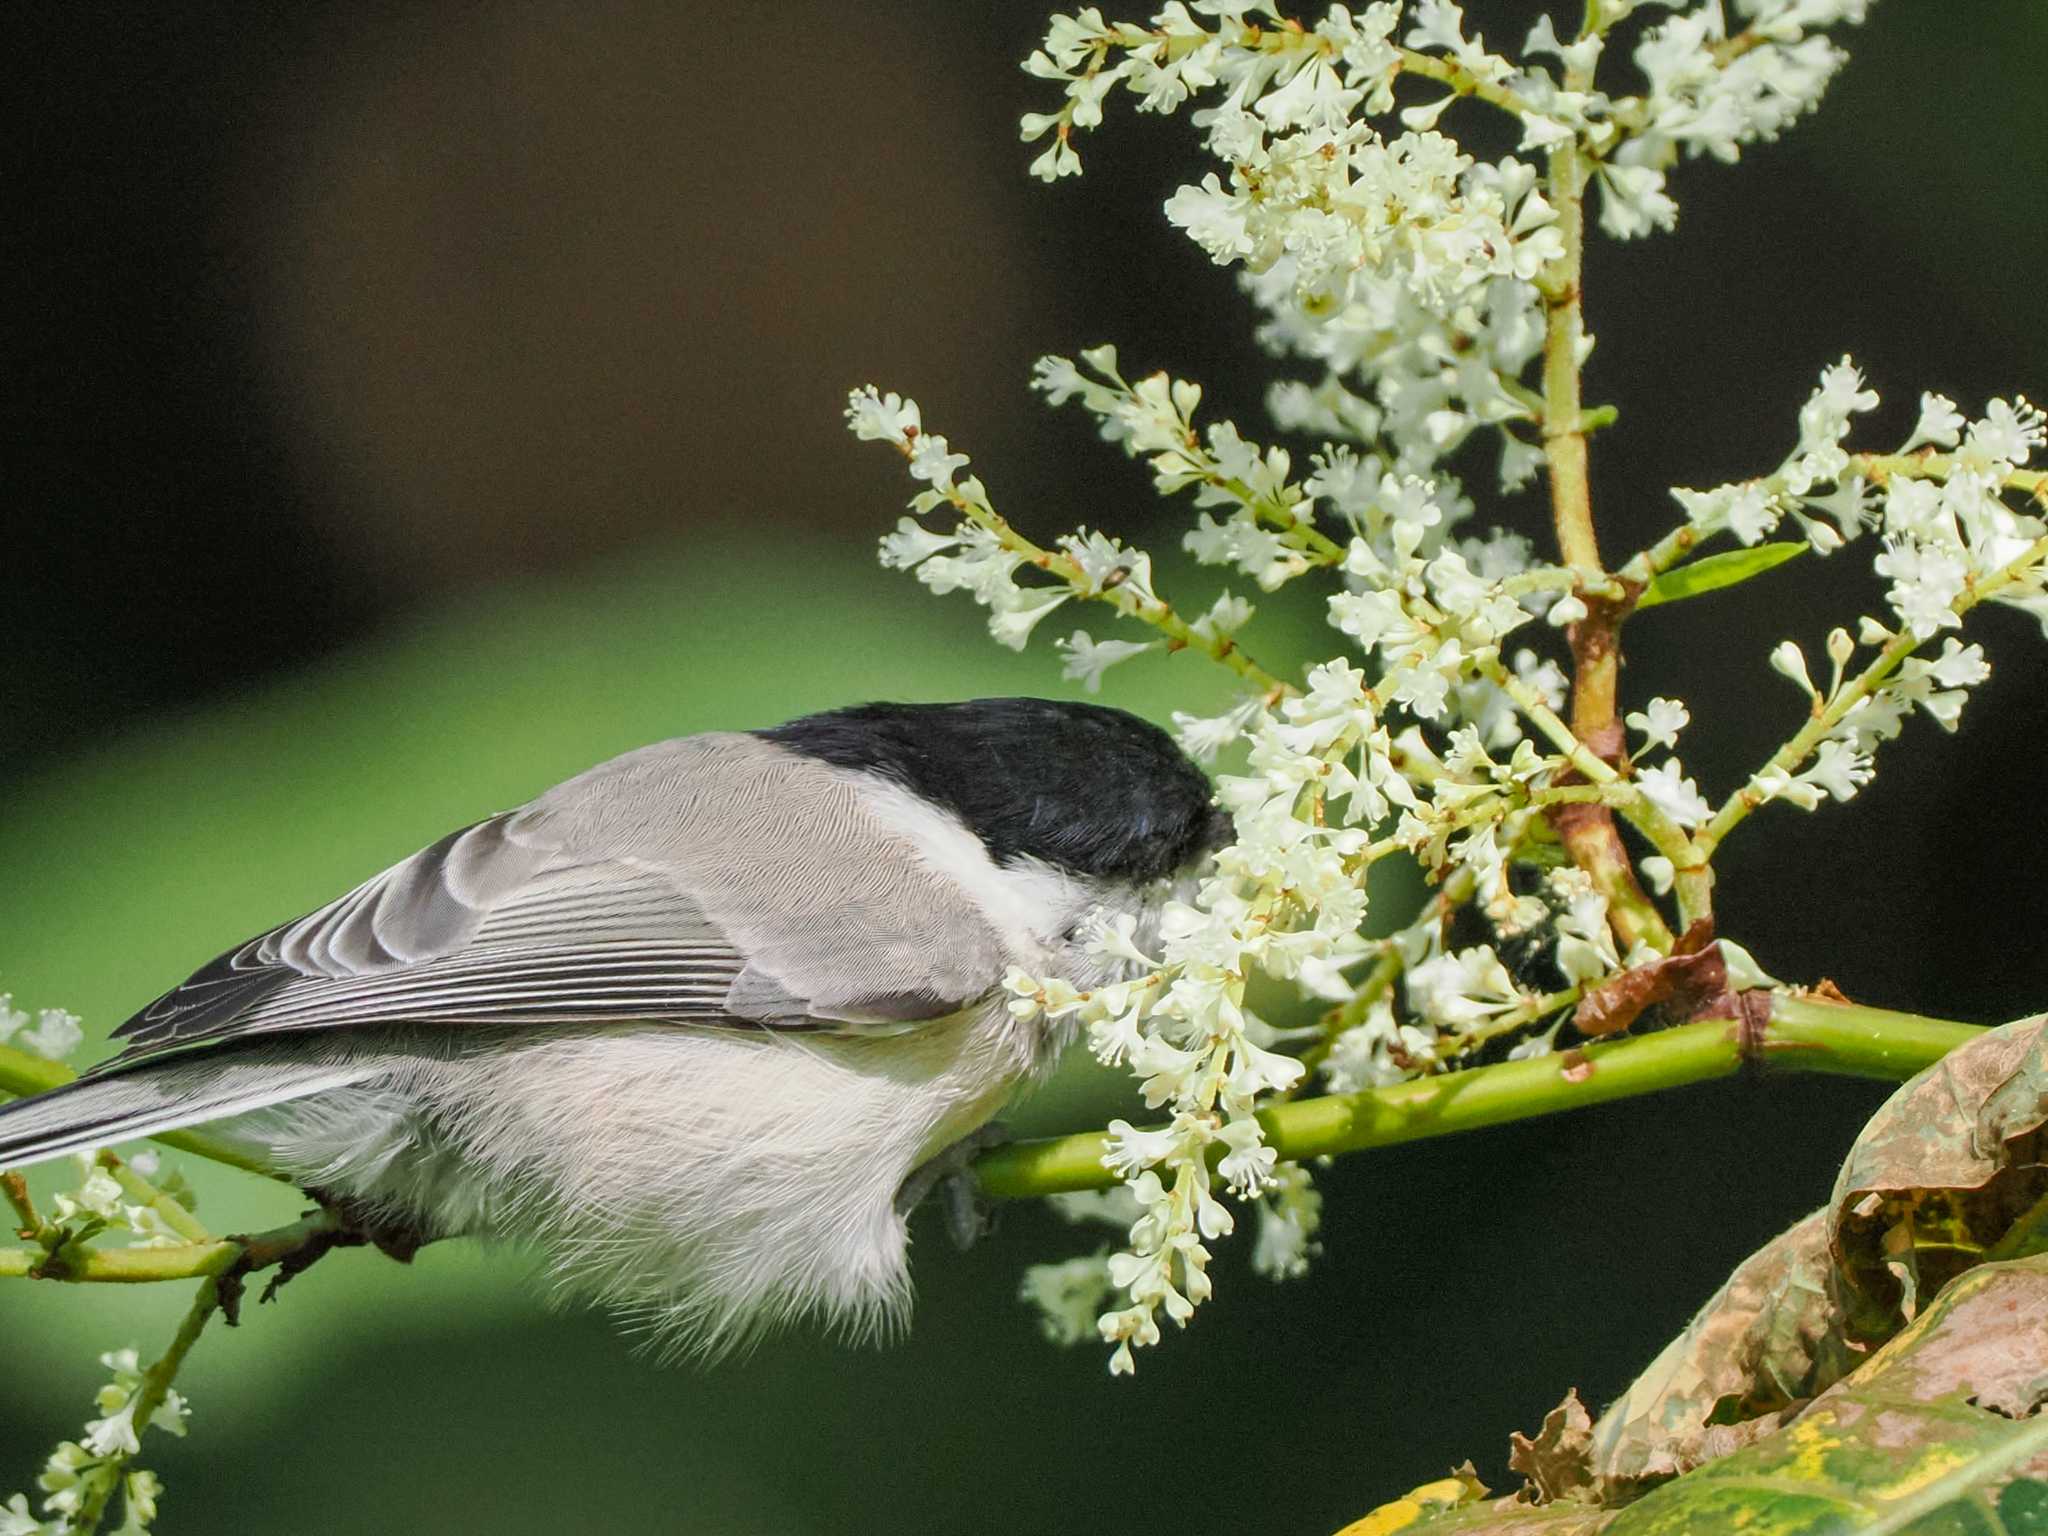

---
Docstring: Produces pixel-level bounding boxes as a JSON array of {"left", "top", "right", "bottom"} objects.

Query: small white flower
[
  {"left": 1189, "top": 590, "right": 1254, "bottom": 644},
  {"left": 1172, "top": 700, "right": 1261, "bottom": 762},
  {"left": 1101, "top": 1118, "right": 1186, "bottom": 1180},
  {"left": 1250, "top": 1164, "right": 1322, "bottom": 1281},
  {"left": 0, "top": 994, "right": 27, "bottom": 1047},
  {"left": 1901, "top": 392, "right": 1965, "bottom": 453},
  {"left": 1797, "top": 739, "right": 1873, "bottom": 803},
  {"left": 1636, "top": 760, "right": 1712, "bottom": 827},
  {"left": 985, "top": 586, "right": 1071, "bottom": 651},
  {"left": 1625, "top": 697, "right": 1690, "bottom": 754},
  {"left": 1086, "top": 911, "right": 1162, "bottom": 969},
  {"left": 0, "top": 1493, "right": 42, "bottom": 1536},
  {"left": 1966, "top": 397, "right": 2045, "bottom": 467},
  {"left": 843, "top": 385, "right": 920, "bottom": 443},
  {"left": 1216, "top": 1117, "right": 1278, "bottom": 1196},
  {"left": 16, "top": 1009, "right": 84, "bottom": 1062},
  {"left": 1056, "top": 630, "right": 1159, "bottom": 693},
  {"left": 877, "top": 517, "right": 959, "bottom": 571},
  {"left": 1545, "top": 592, "right": 1588, "bottom": 627},
  {"left": 1769, "top": 640, "right": 1819, "bottom": 701}
]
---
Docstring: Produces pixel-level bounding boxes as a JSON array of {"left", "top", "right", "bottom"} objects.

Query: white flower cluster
[
  {"left": 1598, "top": 1, "right": 1869, "bottom": 238},
  {"left": 3, "top": 1347, "right": 185, "bottom": 1536},
  {"left": 0, "top": 994, "right": 84, "bottom": 1063},
  {"left": 2, "top": 987, "right": 202, "bottom": 1534},
  {"left": 1020, "top": 1, "right": 1870, "bottom": 496},
  {"left": 1673, "top": 362, "right": 2046, "bottom": 817},
  {"left": 855, "top": 375, "right": 1642, "bottom": 1366},
  {"left": 849, "top": 385, "right": 1174, "bottom": 659},
  {"left": 1036, "top": 345, "right": 1329, "bottom": 592},
  {"left": 34, "top": 1153, "right": 192, "bottom": 1254},
  {"left": 844, "top": 0, "right": 2048, "bottom": 1378},
  {"left": 1004, "top": 764, "right": 1320, "bottom": 1373}
]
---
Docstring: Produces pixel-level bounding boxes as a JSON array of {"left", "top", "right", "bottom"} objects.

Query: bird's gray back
[{"left": 103, "top": 733, "right": 1014, "bottom": 1065}]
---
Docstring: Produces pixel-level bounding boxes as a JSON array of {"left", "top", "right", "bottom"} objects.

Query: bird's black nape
[{"left": 758, "top": 698, "right": 1230, "bottom": 882}]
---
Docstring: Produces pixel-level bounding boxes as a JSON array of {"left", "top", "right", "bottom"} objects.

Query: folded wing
[{"left": 102, "top": 734, "right": 1014, "bottom": 1073}]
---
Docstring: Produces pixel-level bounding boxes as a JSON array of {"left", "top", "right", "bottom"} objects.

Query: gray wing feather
[{"left": 104, "top": 734, "right": 1008, "bottom": 1066}]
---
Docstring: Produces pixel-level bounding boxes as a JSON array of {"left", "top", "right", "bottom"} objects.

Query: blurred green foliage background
[{"left": 5, "top": 2, "right": 2047, "bottom": 1532}]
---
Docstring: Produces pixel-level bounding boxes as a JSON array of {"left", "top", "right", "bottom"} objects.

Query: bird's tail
[{"left": 0, "top": 1049, "right": 384, "bottom": 1170}]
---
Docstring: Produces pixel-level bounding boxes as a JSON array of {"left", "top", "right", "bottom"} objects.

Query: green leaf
[
  {"left": 1329, "top": 1257, "right": 2048, "bottom": 1536},
  {"left": 1636, "top": 543, "right": 1806, "bottom": 610}
]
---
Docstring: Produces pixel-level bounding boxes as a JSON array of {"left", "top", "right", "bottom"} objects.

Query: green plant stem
[
  {"left": 1620, "top": 521, "right": 1709, "bottom": 585},
  {"left": 3, "top": 1169, "right": 35, "bottom": 1231},
  {"left": 0, "top": 1239, "right": 237, "bottom": 1283},
  {"left": 1394, "top": 48, "right": 1541, "bottom": 120},
  {"left": 1, "top": 997, "right": 1985, "bottom": 1264},
  {"left": 1296, "top": 945, "right": 1404, "bottom": 1084},
  {"left": 1477, "top": 656, "right": 1702, "bottom": 940},
  {"left": 67, "top": 1277, "right": 222, "bottom": 1535},
  {"left": 1503, "top": 565, "right": 1627, "bottom": 601},
  {"left": 906, "top": 451, "right": 1295, "bottom": 702},
  {"left": 0, "top": 1209, "right": 341, "bottom": 1285},
  {"left": 1764, "top": 993, "right": 1990, "bottom": 1078},
  {"left": 97, "top": 1149, "right": 212, "bottom": 1245},
  {"left": 0, "top": 1043, "right": 286, "bottom": 1181},
  {"left": 972, "top": 995, "right": 1981, "bottom": 1199},
  {"left": 1621, "top": 452, "right": 2045, "bottom": 594},
  {"left": 1851, "top": 452, "right": 2047, "bottom": 505},
  {"left": 1354, "top": 782, "right": 1610, "bottom": 869},
  {"left": 1540, "top": 156, "right": 1600, "bottom": 585}
]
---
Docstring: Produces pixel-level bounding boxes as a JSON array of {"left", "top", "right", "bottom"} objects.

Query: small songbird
[{"left": 0, "top": 698, "right": 1227, "bottom": 1355}]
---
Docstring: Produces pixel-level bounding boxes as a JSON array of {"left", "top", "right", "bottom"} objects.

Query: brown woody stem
[{"left": 1536, "top": 132, "right": 1680, "bottom": 950}]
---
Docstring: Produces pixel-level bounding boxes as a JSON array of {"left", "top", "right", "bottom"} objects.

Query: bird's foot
[
  {"left": 895, "top": 1123, "right": 1011, "bottom": 1251},
  {"left": 219, "top": 1190, "right": 436, "bottom": 1325}
]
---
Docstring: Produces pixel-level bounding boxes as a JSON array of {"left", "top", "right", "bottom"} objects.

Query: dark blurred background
[{"left": 3, "top": 4, "right": 2045, "bottom": 1532}]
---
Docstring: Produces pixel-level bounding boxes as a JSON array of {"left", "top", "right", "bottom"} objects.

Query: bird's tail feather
[{"left": 0, "top": 1051, "right": 384, "bottom": 1170}]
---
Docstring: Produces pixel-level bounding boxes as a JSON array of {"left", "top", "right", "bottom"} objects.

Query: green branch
[
  {"left": 4, "top": 998, "right": 1983, "bottom": 1263},
  {"left": 1394, "top": 48, "right": 1542, "bottom": 121},
  {"left": 972, "top": 995, "right": 1981, "bottom": 1200},
  {"left": 0, "top": 1210, "right": 345, "bottom": 1285},
  {"left": 66, "top": 1277, "right": 223, "bottom": 1535}
]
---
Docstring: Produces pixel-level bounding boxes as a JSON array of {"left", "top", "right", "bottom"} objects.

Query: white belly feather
[{"left": 231, "top": 1002, "right": 1046, "bottom": 1358}]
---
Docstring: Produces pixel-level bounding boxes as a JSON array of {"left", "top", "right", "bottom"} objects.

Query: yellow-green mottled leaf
[
  {"left": 1592, "top": 1014, "right": 2048, "bottom": 1495},
  {"left": 1603, "top": 1255, "right": 2048, "bottom": 1534},
  {"left": 1339, "top": 1257, "right": 2048, "bottom": 1534},
  {"left": 1635, "top": 543, "right": 1805, "bottom": 610},
  {"left": 1331, "top": 1494, "right": 1610, "bottom": 1536}
]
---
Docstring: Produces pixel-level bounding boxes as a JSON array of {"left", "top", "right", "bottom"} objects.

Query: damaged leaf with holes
[
  {"left": 1602, "top": 1253, "right": 2048, "bottom": 1535},
  {"left": 1327, "top": 1254, "right": 2048, "bottom": 1535},
  {"left": 1323, "top": 1016, "right": 2048, "bottom": 1534},
  {"left": 1830, "top": 1015, "right": 2048, "bottom": 1344},
  {"left": 1587, "top": 1209, "right": 1861, "bottom": 1493}
]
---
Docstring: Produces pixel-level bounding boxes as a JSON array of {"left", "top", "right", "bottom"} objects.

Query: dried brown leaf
[
  {"left": 1571, "top": 925, "right": 1728, "bottom": 1038},
  {"left": 1589, "top": 1209, "right": 1862, "bottom": 1493},
  {"left": 1829, "top": 1014, "right": 2048, "bottom": 1345},
  {"left": 1510, "top": 1390, "right": 1596, "bottom": 1504}
]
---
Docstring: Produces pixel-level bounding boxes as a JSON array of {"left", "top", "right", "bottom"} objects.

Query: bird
[{"left": 0, "top": 698, "right": 1229, "bottom": 1356}]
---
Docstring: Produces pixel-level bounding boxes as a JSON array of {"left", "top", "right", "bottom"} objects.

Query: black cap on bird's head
[{"left": 758, "top": 698, "right": 1232, "bottom": 883}]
